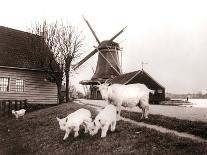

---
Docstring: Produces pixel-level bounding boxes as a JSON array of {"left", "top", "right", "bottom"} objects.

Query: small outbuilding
[{"left": 111, "top": 70, "right": 165, "bottom": 104}]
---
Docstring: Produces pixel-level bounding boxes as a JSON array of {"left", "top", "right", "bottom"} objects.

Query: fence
[{"left": 0, "top": 100, "right": 28, "bottom": 117}]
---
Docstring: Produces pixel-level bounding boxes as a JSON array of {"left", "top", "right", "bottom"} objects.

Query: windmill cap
[{"left": 98, "top": 40, "right": 120, "bottom": 49}]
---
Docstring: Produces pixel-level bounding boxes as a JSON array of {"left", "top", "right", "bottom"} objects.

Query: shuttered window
[
  {"left": 16, "top": 79, "right": 24, "bottom": 92},
  {"left": 0, "top": 77, "right": 9, "bottom": 92}
]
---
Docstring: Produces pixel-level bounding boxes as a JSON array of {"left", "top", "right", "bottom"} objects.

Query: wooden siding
[{"left": 0, "top": 68, "right": 58, "bottom": 104}]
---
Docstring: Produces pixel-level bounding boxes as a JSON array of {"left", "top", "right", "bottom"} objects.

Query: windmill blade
[
  {"left": 83, "top": 16, "right": 101, "bottom": 45},
  {"left": 73, "top": 48, "right": 99, "bottom": 70},
  {"left": 109, "top": 26, "right": 127, "bottom": 42}
]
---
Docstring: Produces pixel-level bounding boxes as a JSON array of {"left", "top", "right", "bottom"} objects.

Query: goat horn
[
  {"left": 97, "top": 81, "right": 101, "bottom": 85},
  {"left": 105, "top": 79, "right": 111, "bottom": 84}
]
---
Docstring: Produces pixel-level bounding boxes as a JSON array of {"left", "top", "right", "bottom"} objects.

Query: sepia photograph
[{"left": 0, "top": 0, "right": 207, "bottom": 154}]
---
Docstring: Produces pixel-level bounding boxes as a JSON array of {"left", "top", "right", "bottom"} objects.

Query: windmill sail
[
  {"left": 83, "top": 16, "right": 100, "bottom": 44},
  {"left": 73, "top": 48, "right": 98, "bottom": 70},
  {"left": 109, "top": 26, "right": 127, "bottom": 41}
]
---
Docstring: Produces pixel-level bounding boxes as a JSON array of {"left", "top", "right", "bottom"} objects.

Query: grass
[
  {"left": 0, "top": 102, "right": 207, "bottom": 155},
  {"left": 121, "top": 110, "right": 207, "bottom": 139}
]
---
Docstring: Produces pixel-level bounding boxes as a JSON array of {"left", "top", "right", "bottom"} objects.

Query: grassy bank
[
  {"left": 0, "top": 102, "right": 207, "bottom": 155},
  {"left": 121, "top": 110, "right": 207, "bottom": 139}
]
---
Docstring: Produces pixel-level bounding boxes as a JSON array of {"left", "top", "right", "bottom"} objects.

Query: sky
[{"left": 1, "top": 0, "right": 207, "bottom": 94}]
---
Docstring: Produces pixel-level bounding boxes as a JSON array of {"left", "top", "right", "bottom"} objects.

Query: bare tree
[
  {"left": 57, "top": 23, "right": 84, "bottom": 102},
  {"left": 29, "top": 20, "right": 84, "bottom": 103},
  {"left": 28, "top": 21, "right": 64, "bottom": 103}
]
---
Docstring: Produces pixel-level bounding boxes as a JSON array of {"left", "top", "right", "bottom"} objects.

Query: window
[
  {"left": 0, "top": 77, "right": 9, "bottom": 92},
  {"left": 157, "top": 89, "right": 163, "bottom": 93},
  {"left": 16, "top": 79, "right": 24, "bottom": 92}
]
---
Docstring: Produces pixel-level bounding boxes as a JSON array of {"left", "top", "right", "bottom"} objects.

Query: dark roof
[
  {"left": 111, "top": 70, "right": 165, "bottom": 90},
  {"left": 98, "top": 40, "right": 120, "bottom": 50},
  {"left": 79, "top": 79, "right": 106, "bottom": 85},
  {"left": 0, "top": 26, "right": 48, "bottom": 70}
]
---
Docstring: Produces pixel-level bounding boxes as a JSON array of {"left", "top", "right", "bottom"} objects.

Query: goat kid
[
  {"left": 12, "top": 109, "right": 26, "bottom": 120},
  {"left": 88, "top": 104, "right": 117, "bottom": 138},
  {"left": 56, "top": 108, "right": 92, "bottom": 140}
]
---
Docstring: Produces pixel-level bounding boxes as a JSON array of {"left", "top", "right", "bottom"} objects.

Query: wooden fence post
[
  {"left": 2, "top": 100, "right": 6, "bottom": 116},
  {"left": 24, "top": 100, "right": 28, "bottom": 110},
  {"left": 8, "top": 100, "right": 12, "bottom": 116},
  {"left": 20, "top": 101, "right": 22, "bottom": 109},
  {"left": 0, "top": 101, "right": 1, "bottom": 115},
  {"left": 15, "top": 100, "right": 18, "bottom": 111}
]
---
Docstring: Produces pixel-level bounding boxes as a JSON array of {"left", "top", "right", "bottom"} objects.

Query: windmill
[
  {"left": 74, "top": 17, "right": 127, "bottom": 99},
  {"left": 74, "top": 17, "right": 126, "bottom": 80}
]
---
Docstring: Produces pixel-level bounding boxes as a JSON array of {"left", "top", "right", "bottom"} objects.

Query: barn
[
  {"left": 0, "top": 26, "right": 58, "bottom": 104},
  {"left": 111, "top": 70, "right": 165, "bottom": 104}
]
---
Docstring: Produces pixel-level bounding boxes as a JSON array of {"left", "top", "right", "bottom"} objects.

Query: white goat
[
  {"left": 12, "top": 109, "right": 26, "bottom": 120},
  {"left": 97, "top": 82, "right": 153, "bottom": 120},
  {"left": 56, "top": 108, "right": 92, "bottom": 140},
  {"left": 88, "top": 104, "right": 117, "bottom": 138}
]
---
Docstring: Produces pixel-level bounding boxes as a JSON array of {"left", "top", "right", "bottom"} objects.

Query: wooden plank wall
[{"left": 0, "top": 68, "right": 58, "bottom": 104}]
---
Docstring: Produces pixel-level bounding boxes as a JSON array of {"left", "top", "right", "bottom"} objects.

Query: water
[
  {"left": 188, "top": 99, "right": 207, "bottom": 108},
  {"left": 179, "top": 99, "right": 207, "bottom": 108}
]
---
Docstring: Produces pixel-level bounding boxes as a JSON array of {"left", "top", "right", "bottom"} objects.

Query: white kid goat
[
  {"left": 97, "top": 81, "right": 154, "bottom": 120},
  {"left": 12, "top": 109, "right": 26, "bottom": 120},
  {"left": 56, "top": 108, "right": 92, "bottom": 140},
  {"left": 88, "top": 104, "right": 117, "bottom": 138}
]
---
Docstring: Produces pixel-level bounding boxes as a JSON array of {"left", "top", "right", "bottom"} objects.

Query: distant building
[
  {"left": 61, "top": 84, "right": 83, "bottom": 101},
  {"left": 0, "top": 26, "right": 58, "bottom": 104}
]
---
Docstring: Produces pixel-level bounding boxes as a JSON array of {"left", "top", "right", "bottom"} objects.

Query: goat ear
[
  {"left": 56, "top": 117, "right": 60, "bottom": 122},
  {"left": 97, "top": 81, "right": 101, "bottom": 85}
]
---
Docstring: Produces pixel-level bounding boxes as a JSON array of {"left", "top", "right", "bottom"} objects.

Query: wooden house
[
  {"left": 111, "top": 70, "right": 165, "bottom": 104},
  {"left": 0, "top": 26, "right": 58, "bottom": 104}
]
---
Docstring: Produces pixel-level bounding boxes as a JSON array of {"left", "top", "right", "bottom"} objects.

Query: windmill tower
[{"left": 74, "top": 17, "right": 126, "bottom": 99}]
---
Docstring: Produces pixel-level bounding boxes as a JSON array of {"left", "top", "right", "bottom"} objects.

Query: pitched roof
[
  {"left": 0, "top": 26, "right": 47, "bottom": 70},
  {"left": 111, "top": 70, "right": 165, "bottom": 90}
]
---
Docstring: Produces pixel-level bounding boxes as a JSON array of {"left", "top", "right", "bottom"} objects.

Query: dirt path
[
  {"left": 121, "top": 117, "right": 207, "bottom": 143},
  {"left": 75, "top": 99, "right": 207, "bottom": 143}
]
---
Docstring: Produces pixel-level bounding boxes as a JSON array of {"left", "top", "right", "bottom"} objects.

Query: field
[{"left": 0, "top": 102, "right": 207, "bottom": 155}]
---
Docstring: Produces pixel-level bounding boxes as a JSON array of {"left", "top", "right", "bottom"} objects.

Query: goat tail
[{"left": 149, "top": 89, "right": 155, "bottom": 94}]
